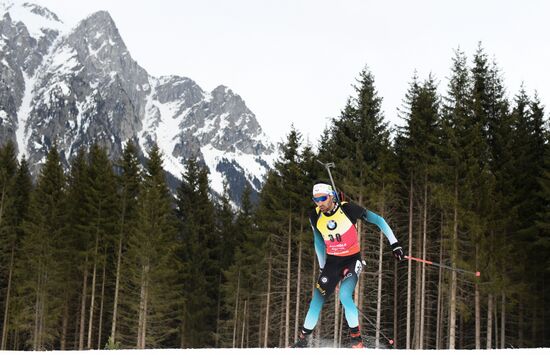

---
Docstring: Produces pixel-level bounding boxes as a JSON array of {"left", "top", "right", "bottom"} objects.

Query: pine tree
[
  {"left": 1, "top": 156, "right": 32, "bottom": 350},
  {"left": 469, "top": 44, "right": 497, "bottom": 349},
  {"left": 213, "top": 183, "right": 237, "bottom": 346},
  {"left": 395, "top": 87, "right": 421, "bottom": 349},
  {"left": 320, "top": 67, "right": 391, "bottom": 201},
  {"left": 481, "top": 58, "right": 514, "bottom": 349},
  {"left": 510, "top": 92, "right": 546, "bottom": 238},
  {"left": 175, "top": 156, "right": 218, "bottom": 347},
  {"left": 0, "top": 142, "right": 19, "bottom": 350},
  {"left": 83, "top": 144, "right": 118, "bottom": 349},
  {"left": 0, "top": 141, "right": 18, "bottom": 254},
  {"left": 109, "top": 140, "right": 142, "bottom": 348},
  {"left": 395, "top": 72, "right": 441, "bottom": 349},
  {"left": 64, "top": 148, "right": 90, "bottom": 350},
  {"left": 439, "top": 48, "right": 475, "bottom": 349},
  {"left": 536, "top": 126, "right": 550, "bottom": 345},
  {"left": 15, "top": 145, "right": 66, "bottom": 350},
  {"left": 275, "top": 127, "right": 304, "bottom": 347},
  {"left": 319, "top": 66, "right": 397, "bottom": 347},
  {"left": 509, "top": 91, "right": 548, "bottom": 346},
  {"left": 220, "top": 184, "right": 266, "bottom": 347},
  {"left": 0, "top": 142, "right": 18, "bottom": 225},
  {"left": 126, "top": 143, "right": 179, "bottom": 348},
  {"left": 232, "top": 127, "right": 307, "bottom": 348}
]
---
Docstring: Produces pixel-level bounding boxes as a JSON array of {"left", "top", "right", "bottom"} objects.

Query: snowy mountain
[{"left": 0, "top": 1, "right": 276, "bottom": 205}]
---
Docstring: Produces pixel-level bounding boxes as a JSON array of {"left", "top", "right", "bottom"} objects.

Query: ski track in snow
[{"left": 0, "top": 348, "right": 547, "bottom": 354}]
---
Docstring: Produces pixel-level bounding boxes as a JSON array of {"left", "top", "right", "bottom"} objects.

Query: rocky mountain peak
[
  {"left": 1, "top": 1, "right": 64, "bottom": 40},
  {"left": 73, "top": 10, "right": 119, "bottom": 42},
  {"left": 209, "top": 85, "right": 263, "bottom": 143},
  {"left": 1, "top": 2, "right": 277, "bottom": 206},
  {"left": 155, "top": 76, "right": 204, "bottom": 106},
  {"left": 21, "top": 2, "right": 61, "bottom": 23},
  {"left": 65, "top": 10, "right": 130, "bottom": 67}
]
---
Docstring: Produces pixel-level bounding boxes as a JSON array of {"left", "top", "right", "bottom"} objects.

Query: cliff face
[{"left": 0, "top": 2, "right": 276, "bottom": 204}]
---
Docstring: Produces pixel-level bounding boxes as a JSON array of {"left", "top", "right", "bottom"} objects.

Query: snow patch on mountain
[
  {"left": 0, "top": 1, "right": 65, "bottom": 40},
  {"left": 140, "top": 78, "right": 189, "bottom": 180},
  {"left": 201, "top": 144, "right": 226, "bottom": 193},
  {"left": 47, "top": 44, "right": 79, "bottom": 73},
  {"left": 201, "top": 143, "right": 275, "bottom": 193},
  {"left": 15, "top": 72, "right": 34, "bottom": 161}
]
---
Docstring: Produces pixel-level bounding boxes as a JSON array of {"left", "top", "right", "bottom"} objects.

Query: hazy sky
[{"left": 23, "top": 0, "right": 550, "bottom": 145}]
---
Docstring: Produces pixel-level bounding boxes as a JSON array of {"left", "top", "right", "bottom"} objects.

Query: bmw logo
[{"left": 327, "top": 220, "right": 337, "bottom": 230}]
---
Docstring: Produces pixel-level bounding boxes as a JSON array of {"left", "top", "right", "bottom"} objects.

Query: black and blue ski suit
[{"left": 302, "top": 200, "right": 398, "bottom": 331}]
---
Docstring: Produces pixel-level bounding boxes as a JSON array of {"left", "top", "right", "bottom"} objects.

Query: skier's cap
[{"left": 312, "top": 183, "right": 333, "bottom": 196}]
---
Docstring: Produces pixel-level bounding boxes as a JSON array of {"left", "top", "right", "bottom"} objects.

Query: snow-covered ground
[{"left": 1, "top": 349, "right": 548, "bottom": 354}]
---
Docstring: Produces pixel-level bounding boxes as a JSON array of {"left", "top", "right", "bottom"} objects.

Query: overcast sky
[{"left": 26, "top": 0, "right": 550, "bottom": 145}]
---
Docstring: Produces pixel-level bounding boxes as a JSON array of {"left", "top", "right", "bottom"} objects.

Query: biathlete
[{"left": 291, "top": 182, "right": 404, "bottom": 348}]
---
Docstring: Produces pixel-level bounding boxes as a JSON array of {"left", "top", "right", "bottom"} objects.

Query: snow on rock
[
  {"left": 140, "top": 77, "right": 188, "bottom": 180},
  {"left": 1, "top": 1, "right": 66, "bottom": 40},
  {"left": 202, "top": 143, "right": 275, "bottom": 193},
  {"left": 15, "top": 72, "right": 35, "bottom": 161},
  {"left": 47, "top": 45, "right": 79, "bottom": 73}
]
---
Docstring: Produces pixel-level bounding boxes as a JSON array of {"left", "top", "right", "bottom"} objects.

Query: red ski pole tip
[
  {"left": 389, "top": 339, "right": 394, "bottom": 345},
  {"left": 475, "top": 271, "right": 481, "bottom": 277}
]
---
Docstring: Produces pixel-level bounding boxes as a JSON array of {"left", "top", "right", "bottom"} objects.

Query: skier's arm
[
  {"left": 362, "top": 209, "right": 404, "bottom": 261},
  {"left": 312, "top": 225, "right": 326, "bottom": 269},
  {"left": 362, "top": 210, "right": 398, "bottom": 245}
]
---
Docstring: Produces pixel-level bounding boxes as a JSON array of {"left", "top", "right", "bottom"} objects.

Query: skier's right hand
[{"left": 391, "top": 242, "right": 405, "bottom": 261}]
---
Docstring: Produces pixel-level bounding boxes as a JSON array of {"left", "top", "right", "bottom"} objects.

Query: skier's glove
[{"left": 391, "top": 242, "right": 404, "bottom": 261}]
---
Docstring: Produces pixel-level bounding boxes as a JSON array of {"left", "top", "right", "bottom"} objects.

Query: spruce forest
[{"left": 0, "top": 47, "right": 549, "bottom": 350}]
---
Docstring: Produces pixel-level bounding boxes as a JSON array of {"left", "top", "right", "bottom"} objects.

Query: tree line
[{"left": 0, "top": 45, "right": 548, "bottom": 349}]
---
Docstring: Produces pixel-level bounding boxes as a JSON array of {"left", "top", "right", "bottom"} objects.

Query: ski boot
[
  {"left": 349, "top": 327, "right": 365, "bottom": 348},
  {"left": 290, "top": 329, "right": 312, "bottom": 348}
]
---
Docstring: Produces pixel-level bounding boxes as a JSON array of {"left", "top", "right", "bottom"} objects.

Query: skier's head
[{"left": 312, "top": 182, "right": 336, "bottom": 212}]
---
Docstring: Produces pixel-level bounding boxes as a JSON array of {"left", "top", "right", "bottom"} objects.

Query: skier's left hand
[{"left": 391, "top": 242, "right": 404, "bottom": 261}]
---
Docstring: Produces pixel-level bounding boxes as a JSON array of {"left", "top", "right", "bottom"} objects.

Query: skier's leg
[
  {"left": 303, "top": 258, "right": 340, "bottom": 330},
  {"left": 296, "top": 261, "right": 339, "bottom": 345},
  {"left": 339, "top": 258, "right": 365, "bottom": 348},
  {"left": 339, "top": 273, "right": 359, "bottom": 328},
  {"left": 292, "top": 288, "right": 325, "bottom": 347},
  {"left": 303, "top": 287, "right": 325, "bottom": 330}
]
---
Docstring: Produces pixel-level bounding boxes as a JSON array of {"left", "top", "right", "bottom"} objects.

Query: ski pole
[
  {"left": 405, "top": 255, "right": 481, "bottom": 277},
  {"left": 358, "top": 309, "right": 395, "bottom": 347},
  {"left": 316, "top": 160, "right": 340, "bottom": 203}
]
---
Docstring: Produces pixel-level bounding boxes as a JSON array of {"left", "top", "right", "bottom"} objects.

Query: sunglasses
[{"left": 312, "top": 195, "right": 330, "bottom": 203}]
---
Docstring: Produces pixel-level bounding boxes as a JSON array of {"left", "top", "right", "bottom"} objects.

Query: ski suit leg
[
  {"left": 303, "top": 288, "right": 325, "bottom": 330},
  {"left": 339, "top": 273, "right": 359, "bottom": 328}
]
